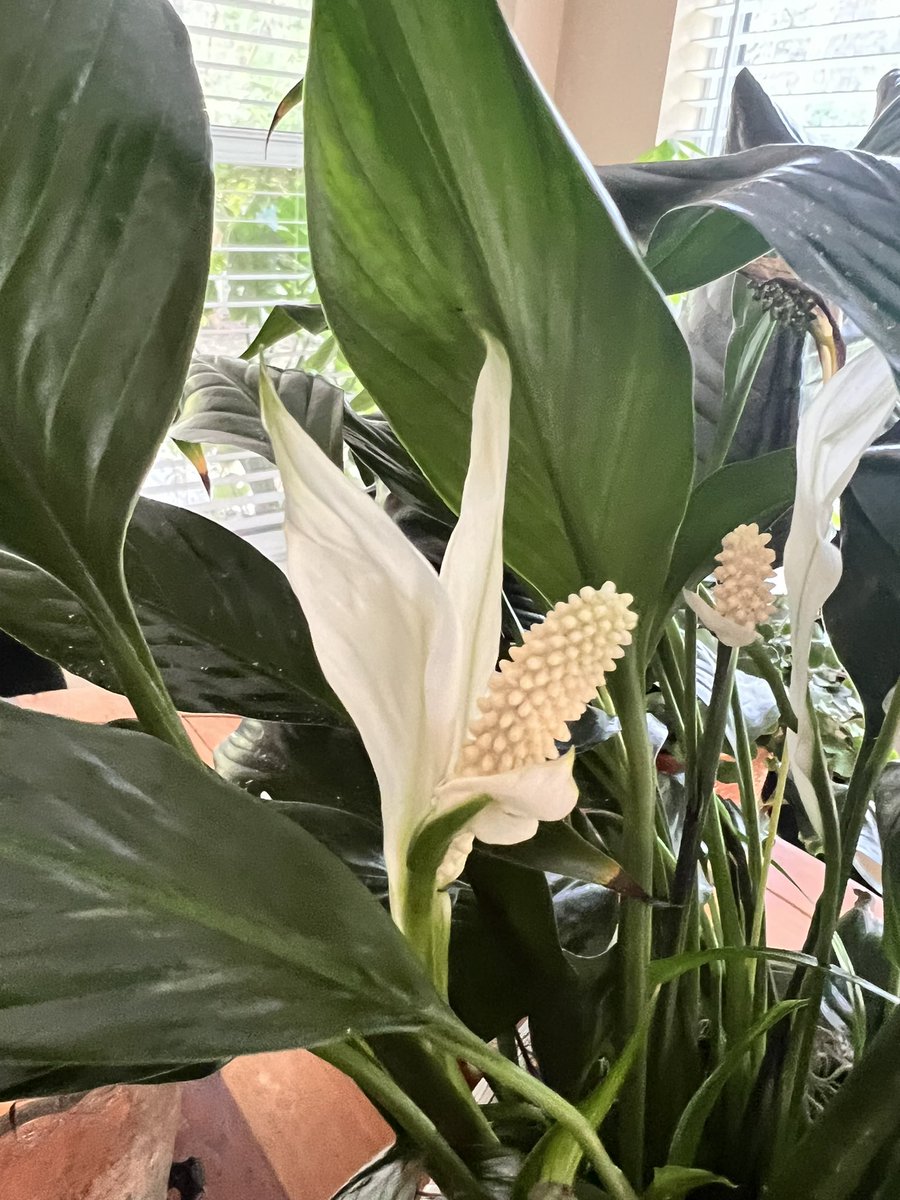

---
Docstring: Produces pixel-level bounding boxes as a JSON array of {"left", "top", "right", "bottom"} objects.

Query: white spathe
[
  {"left": 682, "top": 589, "right": 759, "bottom": 648},
  {"left": 261, "top": 337, "right": 578, "bottom": 913},
  {"left": 784, "top": 346, "right": 899, "bottom": 840}
]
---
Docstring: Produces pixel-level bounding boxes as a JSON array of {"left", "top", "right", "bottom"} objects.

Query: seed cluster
[
  {"left": 712, "top": 523, "right": 776, "bottom": 630},
  {"left": 748, "top": 276, "right": 820, "bottom": 335},
  {"left": 456, "top": 583, "right": 637, "bottom": 778}
]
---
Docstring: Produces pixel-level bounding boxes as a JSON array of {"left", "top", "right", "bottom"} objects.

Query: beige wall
[{"left": 504, "top": 0, "right": 680, "bottom": 165}]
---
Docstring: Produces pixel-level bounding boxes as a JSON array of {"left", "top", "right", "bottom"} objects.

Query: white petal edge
[
  {"left": 433, "top": 335, "right": 512, "bottom": 757},
  {"left": 784, "top": 347, "right": 899, "bottom": 840},
  {"left": 434, "top": 751, "right": 578, "bottom": 846},
  {"left": 261, "top": 369, "right": 455, "bottom": 890},
  {"left": 683, "top": 589, "right": 758, "bottom": 648}
]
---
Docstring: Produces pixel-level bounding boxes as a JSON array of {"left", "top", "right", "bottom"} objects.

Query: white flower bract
[{"left": 261, "top": 336, "right": 636, "bottom": 911}]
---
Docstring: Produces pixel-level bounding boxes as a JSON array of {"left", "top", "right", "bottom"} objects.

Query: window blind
[
  {"left": 660, "top": 0, "right": 900, "bottom": 152},
  {"left": 144, "top": 1, "right": 314, "bottom": 562}
]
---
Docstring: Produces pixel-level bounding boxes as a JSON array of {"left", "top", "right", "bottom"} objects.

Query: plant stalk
[
  {"left": 321, "top": 1041, "right": 494, "bottom": 1200},
  {"left": 613, "top": 658, "right": 657, "bottom": 1188},
  {"left": 430, "top": 1026, "right": 639, "bottom": 1200}
]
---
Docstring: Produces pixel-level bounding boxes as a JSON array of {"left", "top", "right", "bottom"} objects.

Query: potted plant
[{"left": 3, "top": 2, "right": 900, "bottom": 1198}]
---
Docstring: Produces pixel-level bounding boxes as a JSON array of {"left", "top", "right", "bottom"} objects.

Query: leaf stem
[
  {"left": 320, "top": 1040, "right": 494, "bottom": 1200},
  {"left": 671, "top": 642, "right": 736, "bottom": 917},
  {"left": 429, "top": 1026, "right": 639, "bottom": 1200},
  {"left": 750, "top": 743, "right": 790, "bottom": 949},
  {"left": 84, "top": 572, "right": 194, "bottom": 755},
  {"left": 614, "top": 658, "right": 657, "bottom": 1188}
]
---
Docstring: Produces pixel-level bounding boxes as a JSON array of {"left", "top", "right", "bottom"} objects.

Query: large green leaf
[
  {"left": 0, "top": 499, "right": 343, "bottom": 723},
  {"left": 600, "top": 150, "right": 900, "bottom": 380},
  {"left": 0, "top": 702, "right": 443, "bottom": 1062},
  {"left": 0, "top": 0, "right": 211, "bottom": 597},
  {"left": 172, "top": 357, "right": 344, "bottom": 465},
  {"left": 304, "top": 0, "right": 693, "bottom": 631}
]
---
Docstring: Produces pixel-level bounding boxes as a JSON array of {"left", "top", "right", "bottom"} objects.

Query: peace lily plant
[{"left": 7, "top": 3, "right": 900, "bottom": 1200}]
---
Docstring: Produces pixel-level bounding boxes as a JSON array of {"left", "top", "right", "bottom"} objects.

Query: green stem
[
  {"left": 750, "top": 744, "right": 790, "bottom": 949},
  {"left": 320, "top": 1041, "right": 493, "bottom": 1200},
  {"left": 671, "top": 642, "right": 736, "bottom": 918},
  {"left": 86, "top": 573, "right": 194, "bottom": 755},
  {"left": 430, "top": 1027, "right": 639, "bottom": 1200},
  {"left": 744, "top": 639, "right": 797, "bottom": 732},
  {"left": 730, "top": 690, "right": 762, "bottom": 895},
  {"left": 369, "top": 1032, "right": 498, "bottom": 1156},
  {"left": 614, "top": 659, "right": 657, "bottom": 1189}
]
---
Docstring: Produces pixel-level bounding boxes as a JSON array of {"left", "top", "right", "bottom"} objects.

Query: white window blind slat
[
  {"left": 661, "top": 0, "right": 900, "bottom": 153},
  {"left": 144, "top": 1, "right": 312, "bottom": 562}
]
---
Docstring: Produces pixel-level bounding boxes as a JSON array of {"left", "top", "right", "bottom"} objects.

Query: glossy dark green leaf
[
  {"left": 0, "top": 1059, "right": 220, "bottom": 1103},
  {"left": 270, "top": 801, "right": 387, "bottom": 900},
  {"left": 722, "top": 69, "right": 802, "bottom": 153},
  {"left": 173, "top": 356, "right": 344, "bottom": 466},
  {"left": 304, "top": 0, "right": 693, "bottom": 631},
  {"left": 0, "top": 702, "right": 443, "bottom": 1062},
  {"left": 662, "top": 448, "right": 795, "bottom": 619},
  {"left": 680, "top": 73, "right": 806, "bottom": 488},
  {"left": 824, "top": 890, "right": 893, "bottom": 1047},
  {"left": 696, "top": 276, "right": 776, "bottom": 474},
  {"left": 214, "top": 719, "right": 375, "bottom": 808},
  {"left": 461, "top": 855, "right": 594, "bottom": 1099},
  {"left": 477, "top": 820, "right": 634, "bottom": 894},
  {"left": 343, "top": 409, "right": 452, "bottom": 518},
  {"left": 241, "top": 303, "right": 328, "bottom": 360},
  {"left": 0, "top": 0, "right": 212, "bottom": 597},
  {"left": 824, "top": 449, "right": 900, "bottom": 727},
  {"left": 616, "top": 153, "right": 900, "bottom": 379},
  {"left": 859, "top": 71, "right": 900, "bottom": 154},
  {"left": 0, "top": 500, "right": 343, "bottom": 723}
]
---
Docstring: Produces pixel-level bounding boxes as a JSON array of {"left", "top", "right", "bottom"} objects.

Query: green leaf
[
  {"left": 271, "top": 801, "right": 387, "bottom": 900},
  {"left": 0, "top": 0, "right": 211, "bottom": 602},
  {"left": 643, "top": 1166, "right": 736, "bottom": 1200},
  {"left": 0, "top": 499, "right": 343, "bottom": 723},
  {"left": 824, "top": 448, "right": 900, "bottom": 727},
  {"left": 700, "top": 276, "right": 776, "bottom": 475},
  {"left": 343, "top": 408, "right": 452, "bottom": 517},
  {"left": 859, "top": 71, "right": 900, "bottom": 154},
  {"left": 668, "top": 1000, "right": 804, "bottom": 1167},
  {"left": 605, "top": 151, "right": 900, "bottom": 381},
  {"left": 173, "top": 356, "right": 344, "bottom": 465},
  {"left": 721, "top": 69, "right": 802, "bottom": 153},
  {"left": 304, "top": 0, "right": 693, "bottom": 632},
  {"left": 478, "top": 820, "right": 637, "bottom": 895},
  {"left": 0, "top": 1059, "right": 221, "bottom": 1103},
  {"left": 0, "top": 702, "right": 443, "bottom": 1062},
  {"left": 461, "top": 855, "right": 593, "bottom": 1099},
  {"left": 266, "top": 78, "right": 305, "bottom": 148},
  {"left": 241, "top": 303, "right": 328, "bottom": 360},
  {"left": 662, "top": 448, "right": 795, "bottom": 618}
]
